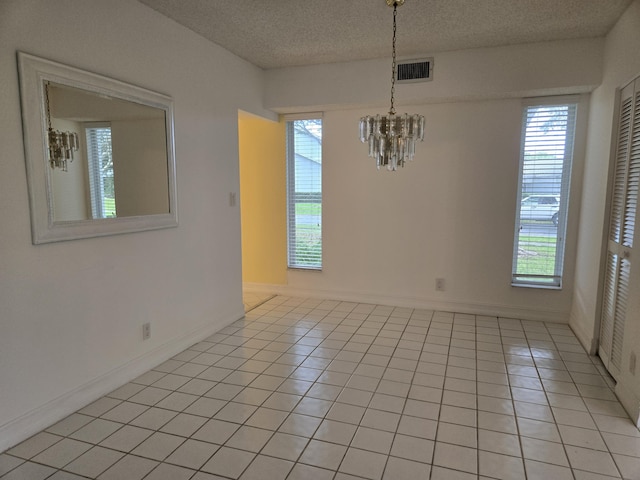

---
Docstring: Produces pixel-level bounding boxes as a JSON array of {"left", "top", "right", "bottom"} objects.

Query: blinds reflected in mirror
[{"left": 86, "top": 124, "right": 115, "bottom": 219}]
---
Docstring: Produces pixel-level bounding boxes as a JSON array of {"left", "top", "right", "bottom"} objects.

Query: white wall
[
  {"left": 265, "top": 38, "right": 603, "bottom": 113},
  {"left": 267, "top": 97, "right": 587, "bottom": 322},
  {"left": 49, "top": 118, "right": 88, "bottom": 221},
  {"left": 262, "top": 38, "right": 596, "bottom": 322},
  {"left": 112, "top": 118, "right": 169, "bottom": 216},
  {"left": 570, "top": 0, "right": 640, "bottom": 423},
  {"left": 0, "top": 0, "right": 272, "bottom": 450}
]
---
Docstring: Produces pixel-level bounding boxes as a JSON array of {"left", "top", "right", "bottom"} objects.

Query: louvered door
[{"left": 599, "top": 77, "right": 640, "bottom": 379}]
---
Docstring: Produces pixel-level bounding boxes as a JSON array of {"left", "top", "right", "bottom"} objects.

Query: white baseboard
[
  {"left": 0, "top": 308, "right": 245, "bottom": 453},
  {"left": 242, "top": 283, "right": 569, "bottom": 323}
]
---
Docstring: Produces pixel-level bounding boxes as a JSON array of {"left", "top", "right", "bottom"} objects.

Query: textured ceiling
[{"left": 138, "top": 0, "right": 632, "bottom": 69}]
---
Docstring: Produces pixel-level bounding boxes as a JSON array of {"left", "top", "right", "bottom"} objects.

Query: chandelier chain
[
  {"left": 358, "top": 0, "right": 424, "bottom": 171},
  {"left": 389, "top": 3, "right": 397, "bottom": 115}
]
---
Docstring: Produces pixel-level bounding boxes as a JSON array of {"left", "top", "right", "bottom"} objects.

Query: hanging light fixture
[
  {"left": 44, "top": 82, "right": 79, "bottom": 171},
  {"left": 359, "top": 0, "right": 424, "bottom": 171}
]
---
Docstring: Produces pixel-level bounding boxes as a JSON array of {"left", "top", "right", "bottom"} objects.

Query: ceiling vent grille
[{"left": 396, "top": 58, "right": 433, "bottom": 83}]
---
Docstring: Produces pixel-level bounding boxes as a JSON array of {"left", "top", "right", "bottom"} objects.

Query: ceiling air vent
[{"left": 396, "top": 58, "right": 433, "bottom": 83}]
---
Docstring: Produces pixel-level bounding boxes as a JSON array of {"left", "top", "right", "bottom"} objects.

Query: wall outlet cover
[{"left": 142, "top": 322, "right": 151, "bottom": 340}]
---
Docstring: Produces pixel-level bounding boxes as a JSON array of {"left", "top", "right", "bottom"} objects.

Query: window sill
[{"left": 511, "top": 282, "right": 562, "bottom": 290}]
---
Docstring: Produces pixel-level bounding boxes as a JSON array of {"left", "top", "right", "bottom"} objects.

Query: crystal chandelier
[
  {"left": 359, "top": 0, "right": 424, "bottom": 171},
  {"left": 45, "top": 82, "right": 79, "bottom": 171}
]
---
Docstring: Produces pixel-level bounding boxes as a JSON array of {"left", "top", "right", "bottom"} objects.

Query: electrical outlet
[
  {"left": 229, "top": 192, "right": 236, "bottom": 207},
  {"left": 435, "top": 278, "right": 445, "bottom": 292},
  {"left": 142, "top": 322, "right": 151, "bottom": 340},
  {"left": 630, "top": 351, "right": 637, "bottom": 375}
]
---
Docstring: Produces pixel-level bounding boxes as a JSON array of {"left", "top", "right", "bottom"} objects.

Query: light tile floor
[
  {"left": 243, "top": 291, "right": 276, "bottom": 313},
  {"left": 2, "top": 296, "right": 640, "bottom": 479}
]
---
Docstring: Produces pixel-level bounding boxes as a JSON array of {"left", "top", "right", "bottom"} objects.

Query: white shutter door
[{"left": 599, "top": 78, "right": 640, "bottom": 378}]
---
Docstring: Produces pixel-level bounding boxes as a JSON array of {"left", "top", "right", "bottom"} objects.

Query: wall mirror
[{"left": 18, "top": 52, "right": 178, "bottom": 244}]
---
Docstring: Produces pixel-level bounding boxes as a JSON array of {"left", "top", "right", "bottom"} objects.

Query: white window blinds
[
  {"left": 85, "top": 124, "right": 115, "bottom": 219},
  {"left": 512, "top": 101, "right": 577, "bottom": 288},
  {"left": 286, "top": 117, "right": 322, "bottom": 269}
]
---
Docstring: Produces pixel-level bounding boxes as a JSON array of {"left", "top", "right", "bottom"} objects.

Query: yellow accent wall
[{"left": 238, "top": 112, "right": 287, "bottom": 284}]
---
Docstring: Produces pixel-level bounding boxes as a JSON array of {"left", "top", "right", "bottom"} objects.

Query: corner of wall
[{"left": 569, "top": 287, "right": 599, "bottom": 354}]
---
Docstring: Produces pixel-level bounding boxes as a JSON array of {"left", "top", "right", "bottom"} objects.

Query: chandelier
[
  {"left": 359, "top": 0, "right": 424, "bottom": 171},
  {"left": 45, "top": 82, "right": 79, "bottom": 171}
]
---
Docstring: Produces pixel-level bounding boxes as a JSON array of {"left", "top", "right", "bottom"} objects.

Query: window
[
  {"left": 512, "top": 99, "right": 577, "bottom": 288},
  {"left": 286, "top": 117, "right": 322, "bottom": 269},
  {"left": 85, "top": 123, "right": 115, "bottom": 218}
]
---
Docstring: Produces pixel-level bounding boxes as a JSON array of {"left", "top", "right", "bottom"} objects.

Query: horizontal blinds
[
  {"left": 286, "top": 119, "right": 322, "bottom": 269},
  {"left": 512, "top": 103, "right": 577, "bottom": 287},
  {"left": 85, "top": 125, "right": 113, "bottom": 219}
]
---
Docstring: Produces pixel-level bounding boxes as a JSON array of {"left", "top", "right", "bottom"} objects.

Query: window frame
[
  {"left": 285, "top": 114, "right": 323, "bottom": 270},
  {"left": 511, "top": 97, "right": 579, "bottom": 289}
]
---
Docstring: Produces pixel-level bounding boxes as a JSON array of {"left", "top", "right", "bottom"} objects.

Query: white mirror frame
[{"left": 17, "top": 52, "right": 178, "bottom": 244}]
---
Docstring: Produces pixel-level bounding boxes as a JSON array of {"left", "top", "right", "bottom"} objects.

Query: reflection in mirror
[
  {"left": 47, "top": 83, "right": 170, "bottom": 221},
  {"left": 18, "top": 52, "right": 177, "bottom": 244}
]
